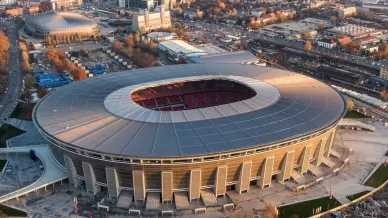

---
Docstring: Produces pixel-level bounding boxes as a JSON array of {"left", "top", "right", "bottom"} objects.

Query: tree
[
  {"left": 218, "top": 1, "right": 226, "bottom": 9},
  {"left": 57, "top": 50, "right": 67, "bottom": 59},
  {"left": 178, "top": 56, "right": 186, "bottom": 64},
  {"left": 301, "top": 32, "right": 309, "bottom": 40},
  {"left": 347, "top": 99, "right": 354, "bottom": 112},
  {"left": 304, "top": 40, "right": 312, "bottom": 53},
  {"left": 339, "top": 32, "right": 346, "bottom": 39},
  {"left": 37, "top": 87, "right": 47, "bottom": 98},
  {"left": 124, "top": 34, "right": 135, "bottom": 51},
  {"left": 165, "top": 48, "right": 170, "bottom": 56},
  {"left": 112, "top": 40, "right": 123, "bottom": 51},
  {"left": 134, "top": 32, "right": 141, "bottom": 45},
  {"left": 318, "top": 21, "right": 324, "bottom": 30},
  {"left": 330, "top": 16, "right": 337, "bottom": 25},
  {"left": 261, "top": 204, "right": 278, "bottom": 218},
  {"left": 79, "top": 49, "right": 89, "bottom": 57},
  {"left": 46, "top": 36, "right": 52, "bottom": 46},
  {"left": 53, "top": 58, "right": 65, "bottom": 71},
  {"left": 23, "top": 74, "right": 35, "bottom": 89},
  {"left": 45, "top": 48, "right": 59, "bottom": 62},
  {"left": 175, "top": 22, "right": 183, "bottom": 30},
  {"left": 73, "top": 68, "right": 87, "bottom": 81},
  {"left": 21, "top": 61, "right": 31, "bottom": 73},
  {"left": 380, "top": 91, "right": 388, "bottom": 102},
  {"left": 199, "top": 37, "right": 208, "bottom": 44}
]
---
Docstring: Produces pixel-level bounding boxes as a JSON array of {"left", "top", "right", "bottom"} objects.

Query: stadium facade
[
  {"left": 24, "top": 12, "right": 99, "bottom": 38},
  {"left": 33, "top": 64, "right": 346, "bottom": 202}
]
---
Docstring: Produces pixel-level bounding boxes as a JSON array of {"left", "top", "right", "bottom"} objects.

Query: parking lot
[
  {"left": 255, "top": 17, "right": 332, "bottom": 38},
  {"left": 69, "top": 48, "right": 132, "bottom": 76}
]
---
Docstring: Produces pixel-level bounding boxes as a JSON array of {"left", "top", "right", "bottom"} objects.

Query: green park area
[
  {"left": 346, "top": 191, "right": 370, "bottom": 201},
  {"left": 0, "top": 159, "right": 6, "bottom": 172},
  {"left": 278, "top": 197, "right": 341, "bottom": 218},
  {"left": 364, "top": 164, "right": 388, "bottom": 188},
  {"left": 0, "top": 124, "right": 25, "bottom": 148},
  {"left": 344, "top": 110, "right": 370, "bottom": 119},
  {"left": 0, "top": 204, "right": 27, "bottom": 217}
]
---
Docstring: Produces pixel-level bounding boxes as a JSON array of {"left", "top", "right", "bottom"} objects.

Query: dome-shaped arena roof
[
  {"left": 33, "top": 64, "right": 346, "bottom": 158},
  {"left": 25, "top": 12, "right": 97, "bottom": 31}
]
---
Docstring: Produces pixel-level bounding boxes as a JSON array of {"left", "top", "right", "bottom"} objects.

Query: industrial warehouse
[
  {"left": 32, "top": 64, "right": 346, "bottom": 213},
  {"left": 24, "top": 12, "right": 99, "bottom": 38}
]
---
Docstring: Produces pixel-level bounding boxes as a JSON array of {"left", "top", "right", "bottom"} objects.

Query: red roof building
[
  {"left": 338, "top": 37, "right": 352, "bottom": 46},
  {"left": 261, "top": 12, "right": 277, "bottom": 23},
  {"left": 360, "top": 36, "right": 376, "bottom": 45}
]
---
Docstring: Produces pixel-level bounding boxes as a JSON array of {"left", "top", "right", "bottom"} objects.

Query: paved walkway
[
  {"left": 5, "top": 118, "right": 34, "bottom": 132},
  {"left": 339, "top": 119, "right": 376, "bottom": 132},
  {"left": 7, "top": 127, "right": 46, "bottom": 148},
  {"left": 0, "top": 144, "right": 66, "bottom": 203}
]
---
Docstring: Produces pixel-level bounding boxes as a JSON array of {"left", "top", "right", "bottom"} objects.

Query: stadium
[
  {"left": 24, "top": 12, "right": 99, "bottom": 38},
  {"left": 33, "top": 64, "right": 346, "bottom": 205}
]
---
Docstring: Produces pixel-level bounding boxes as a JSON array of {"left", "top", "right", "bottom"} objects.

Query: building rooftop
[
  {"left": 188, "top": 51, "right": 258, "bottom": 64},
  {"left": 159, "top": 40, "right": 207, "bottom": 57}
]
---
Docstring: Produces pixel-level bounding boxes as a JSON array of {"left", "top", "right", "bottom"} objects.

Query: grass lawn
[
  {"left": 344, "top": 110, "right": 370, "bottom": 119},
  {"left": 346, "top": 191, "right": 370, "bottom": 201},
  {"left": 278, "top": 197, "right": 341, "bottom": 218},
  {"left": 364, "top": 164, "right": 388, "bottom": 188},
  {"left": 0, "top": 124, "right": 25, "bottom": 148},
  {"left": 0, "top": 204, "right": 27, "bottom": 217},
  {"left": 0, "top": 159, "right": 6, "bottom": 172},
  {"left": 9, "top": 103, "right": 35, "bottom": 121}
]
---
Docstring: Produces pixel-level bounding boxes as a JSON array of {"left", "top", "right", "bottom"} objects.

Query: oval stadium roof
[
  {"left": 25, "top": 12, "right": 97, "bottom": 31},
  {"left": 33, "top": 64, "right": 346, "bottom": 158}
]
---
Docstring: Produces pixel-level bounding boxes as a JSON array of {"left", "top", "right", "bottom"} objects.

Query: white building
[
  {"left": 158, "top": 40, "right": 208, "bottom": 57},
  {"left": 147, "top": 31, "right": 176, "bottom": 41},
  {"left": 132, "top": 6, "right": 171, "bottom": 32},
  {"left": 0, "top": 0, "right": 17, "bottom": 6},
  {"left": 380, "top": 66, "right": 388, "bottom": 80},
  {"left": 317, "top": 38, "right": 337, "bottom": 49}
]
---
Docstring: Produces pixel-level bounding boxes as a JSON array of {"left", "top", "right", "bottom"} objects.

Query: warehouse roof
[
  {"left": 33, "top": 64, "right": 346, "bottom": 158},
  {"left": 159, "top": 40, "right": 208, "bottom": 57},
  {"left": 189, "top": 51, "right": 258, "bottom": 64}
]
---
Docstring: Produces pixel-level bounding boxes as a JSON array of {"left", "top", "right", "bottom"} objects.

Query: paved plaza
[{"left": 0, "top": 120, "right": 386, "bottom": 217}]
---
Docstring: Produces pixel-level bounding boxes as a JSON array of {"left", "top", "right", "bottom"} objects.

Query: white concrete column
[
  {"left": 236, "top": 161, "right": 252, "bottom": 194},
  {"left": 277, "top": 151, "right": 295, "bottom": 183},
  {"left": 189, "top": 169, "right": 201, "bottom": 201},
  {"left": 214, "top": 166, "right": 227, "bottom": 197},
  {"left": 63, "top": 155, "right": 81, "bottom": 188},
  {"left": 299, "top": 145, "right": 312, "bottom": 174},
  {"left": 132, "top": 170, "right": 145, "bottom": 202},
  {"left": 258, "top": 156, "right": 274, "bottom": 189},
  {"left": 106, "top": 167, "right": 120, "bottom": 199},
  {"left": 314, "top": 138, "right": 327, "bottom": 166},
  {"left": 82, "top": 162, "right": 101, "bottom": 195},
  {"left": 162, "top": 171, "right": 173, "bottom": 202},
  {"left": 326, "top": 128, "right": 337, "bottom": 157}
]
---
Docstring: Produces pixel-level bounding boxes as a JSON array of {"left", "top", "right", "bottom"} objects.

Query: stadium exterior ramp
[
  {"left": 0, "top": 144, "right": 66, "bottom": 203},
  {"left": 339, "top": 119, "right": 376, "bottom": 132}
]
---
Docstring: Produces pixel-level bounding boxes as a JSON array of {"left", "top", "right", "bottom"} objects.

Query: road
[{"left": 0, "top": 22, "right": 23, "bottom": 125}]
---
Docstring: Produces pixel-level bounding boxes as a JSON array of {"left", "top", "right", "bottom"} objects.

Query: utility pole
[{"left": 74, "top": 196, "right": 78, "bottom": 218}]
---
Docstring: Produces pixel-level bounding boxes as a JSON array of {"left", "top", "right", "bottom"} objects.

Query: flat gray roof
[
  {"left": 188, "top": 51, "right": 258, "bottom": 64},
  {"left": 34, "top": 64, "right": 346, "bottom": 158}
]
